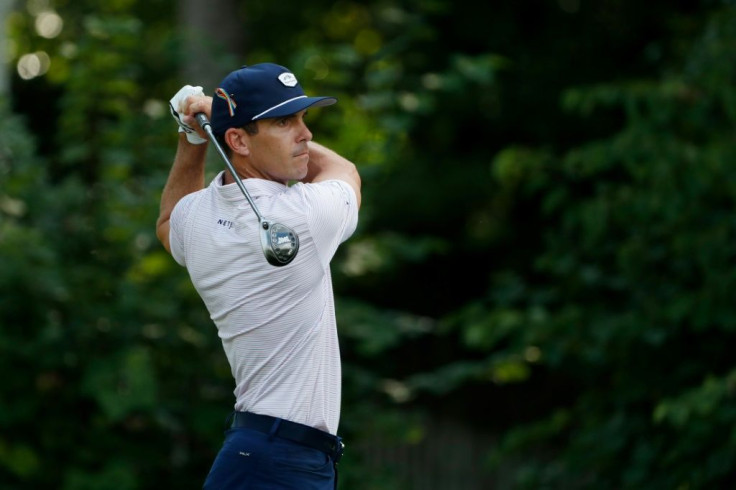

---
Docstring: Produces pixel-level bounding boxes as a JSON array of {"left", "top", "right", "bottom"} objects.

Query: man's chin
[{"left": 294, "top": 169, "right": 309, "bottom": 181}]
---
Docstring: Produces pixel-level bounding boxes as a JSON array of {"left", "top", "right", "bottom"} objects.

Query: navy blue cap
[{"left": 210, "top": 63, "right": 337, "bottom": 136}]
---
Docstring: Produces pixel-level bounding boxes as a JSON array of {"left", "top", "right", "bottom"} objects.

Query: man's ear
[{"left": 224, "top": 128, "right": 250, "bottom": 156}]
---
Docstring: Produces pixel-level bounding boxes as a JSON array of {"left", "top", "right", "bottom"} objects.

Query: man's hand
[{"left": 169, "top": 85, "right": 208, "bottom": 145}]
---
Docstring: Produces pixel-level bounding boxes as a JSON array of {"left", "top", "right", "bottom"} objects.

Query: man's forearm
[
  {"left": 302, "top": 141, "right": 362, "bottom": 207},
  {"left": 156, "top": 135, "right": 208, "bottom": 250},
  {"left": 302, "top": 142, "right": 341, "bottom": 181}
]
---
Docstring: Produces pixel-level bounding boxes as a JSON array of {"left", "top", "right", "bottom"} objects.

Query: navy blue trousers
[{"left": 203, "top": 427, "right": 337, "bottom": 489}]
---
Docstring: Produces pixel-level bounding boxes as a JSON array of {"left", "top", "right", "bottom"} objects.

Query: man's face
[{"left": 247, "top": 110, "right": 313, "bottom": 183}]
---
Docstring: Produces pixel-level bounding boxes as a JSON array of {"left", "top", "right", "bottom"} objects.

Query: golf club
[{"left": 195, "top": 112, "right": 300, "bottom": 267}]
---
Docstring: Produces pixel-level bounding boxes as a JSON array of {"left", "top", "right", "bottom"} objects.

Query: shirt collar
[{"left": 211, "top": 170, "right": 289, "bottom": 200}]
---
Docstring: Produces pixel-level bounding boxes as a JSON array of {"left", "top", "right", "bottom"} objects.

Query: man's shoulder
[
  {"left": 171, "top": 186, "right": 212, "bottom": 222},
  {"left": 290, "top": 179, "right": 355, "bottom": 199}
]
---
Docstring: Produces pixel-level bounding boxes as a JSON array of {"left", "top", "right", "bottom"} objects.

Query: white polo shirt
[{"left": 169, "top": 171, "right": 358, "bottom": 435}]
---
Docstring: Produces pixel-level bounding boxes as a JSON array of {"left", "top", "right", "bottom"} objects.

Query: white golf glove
[{"left": 169, "top": 85, "right": 208, "bottom": 145}]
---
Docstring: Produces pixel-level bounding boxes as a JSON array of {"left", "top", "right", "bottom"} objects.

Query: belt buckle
[{"left": 334, "top": 439, "right": 345, "bottom": 463}]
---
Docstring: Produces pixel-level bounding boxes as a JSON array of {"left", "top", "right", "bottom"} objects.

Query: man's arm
[
  {"left": 156, "top": 135, "right": 208, "bottom": 253},
  {"left": 156, "top": 93, "right": 213, "bottom": 253},
  {"left": 302, "top": 141, "right": 362, "bottom": 208}
]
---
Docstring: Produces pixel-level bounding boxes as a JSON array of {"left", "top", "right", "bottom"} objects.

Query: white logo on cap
[{"left": 278, "top": 72, "right": 298, "bottom": 87}]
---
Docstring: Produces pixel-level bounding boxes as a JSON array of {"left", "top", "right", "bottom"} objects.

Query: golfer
[{"left": 156, "top": 62, "right": 361, "bottom": 489}]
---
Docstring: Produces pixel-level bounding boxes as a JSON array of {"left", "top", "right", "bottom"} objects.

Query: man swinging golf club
[{"left": 156, "top": 62, "right": 361, "bottom": 489}]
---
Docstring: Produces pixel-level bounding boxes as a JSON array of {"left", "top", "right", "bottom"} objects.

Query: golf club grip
[{"left": 195, "top": 112, "right": 210, "bottom": 131}]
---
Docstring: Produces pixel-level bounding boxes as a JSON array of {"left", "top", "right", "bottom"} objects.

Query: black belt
[{"left": 230, "top": 411, "right": 344, "bottom": 463}]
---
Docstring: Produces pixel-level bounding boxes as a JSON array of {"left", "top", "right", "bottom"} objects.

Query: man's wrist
[
  {"left": 179, "top": 126, "right": 208, "bottom": 145},
  {"left": 178, "top": 133, "right": 209, "bottom": 152}
]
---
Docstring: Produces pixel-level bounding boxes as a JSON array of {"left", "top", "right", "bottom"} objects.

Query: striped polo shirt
[{"left": 169, "top": 171, "right": 359, "bottom": 435}]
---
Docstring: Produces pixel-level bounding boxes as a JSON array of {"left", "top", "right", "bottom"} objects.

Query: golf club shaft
[{"left": 195, "top": 112, "right": 266, "bottom": 224}]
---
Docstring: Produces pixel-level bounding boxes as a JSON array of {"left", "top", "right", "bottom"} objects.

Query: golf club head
[{"left": 260, "top": 219, "right": 299, "bottom": 266}]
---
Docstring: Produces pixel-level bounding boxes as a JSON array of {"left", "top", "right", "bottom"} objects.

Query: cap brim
[{"left": 252, "top": 96, "right": 337, "bottom": 121}]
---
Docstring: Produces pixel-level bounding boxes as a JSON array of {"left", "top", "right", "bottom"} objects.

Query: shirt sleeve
[
  {"left": 299, "top": 179, "right": 359, "bottom": 264},
  {"left": 169, "top": 193, "right": 197, "bottom": 267}
]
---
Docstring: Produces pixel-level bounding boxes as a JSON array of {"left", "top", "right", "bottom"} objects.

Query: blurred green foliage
[{"left": 2, "top": 0, "right": 736, "bottom": 489}]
